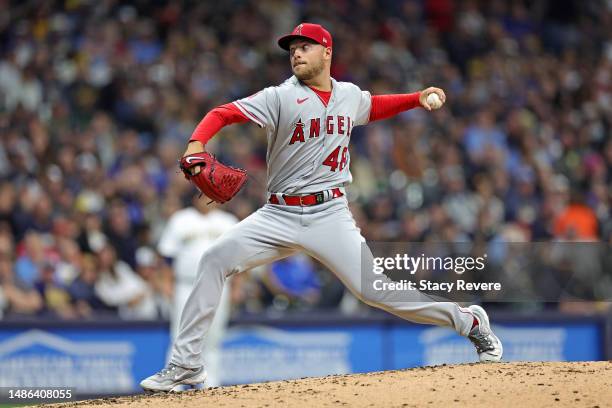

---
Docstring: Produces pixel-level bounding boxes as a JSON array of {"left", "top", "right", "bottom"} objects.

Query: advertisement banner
[
  {"left": 390, "top": 322, "right": 604, "bottom": 368},
  {"left": 0, "top": 317, "right": 605, "bottom": 392},
  {"left": 219, "top": 325, "right": 385, "bottom": 385},
  {"left": 219, "top": 320, "right": 605, "bottom": 385},
  {"left": 0, "top": 325, "right": 169, "bottom": 396}
]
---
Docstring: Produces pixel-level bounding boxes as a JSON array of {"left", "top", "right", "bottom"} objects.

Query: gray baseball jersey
[
  {"left": 233, "top": 76, "right": 372, "bottom": 194},
  {"left": 166, "top": 77, "right": 481, "bottom": 372}
]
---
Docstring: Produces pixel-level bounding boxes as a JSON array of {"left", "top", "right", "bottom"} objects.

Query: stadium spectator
[
  {"left": 134, "top": 246, "right": 173, "bottom": 320},
  {"left": 0, "top": 252, "right": 43, "bottom": 317},
  {"left": 94, "top": 244, "right": 158, "bottom": 320},
  {"left": 34, "top": 262, "right": 75, "bottom": 319},
  {"left": 67, "top": 254, "right": 111, "bottom": 318}
]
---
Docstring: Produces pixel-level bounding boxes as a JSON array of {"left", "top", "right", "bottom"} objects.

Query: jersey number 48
[{"left": 323, "top": 146, "right": 348, "bottom": 172}]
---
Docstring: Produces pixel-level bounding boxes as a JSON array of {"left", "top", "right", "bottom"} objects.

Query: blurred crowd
[{"left": 0, "top": 0, "right": 610, "bottom": 320}]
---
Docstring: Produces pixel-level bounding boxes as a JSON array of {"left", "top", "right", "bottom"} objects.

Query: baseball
[{"left": 426, "top": 93, "right": 443, "bottom": 109}]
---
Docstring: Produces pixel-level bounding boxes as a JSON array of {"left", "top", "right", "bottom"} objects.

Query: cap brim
[{"left": 277, "top": 34, "right": 317, "bottom": 51}]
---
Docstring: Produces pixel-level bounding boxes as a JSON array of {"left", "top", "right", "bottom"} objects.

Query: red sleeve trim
[
  {"left": 189, "top": 103, "right": 249, "bottom": 145},
  {"left": 368, "top": 92, "right": 422, "bottom": 122},
  {"left": 233, "top": 101, "right": 266, "bottom": 128}
]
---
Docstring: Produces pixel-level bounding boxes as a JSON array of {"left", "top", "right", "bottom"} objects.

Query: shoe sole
[
  {"left": 170, "top": 382, "right": 207, "bottom": 392},
  {"left": 469, "top": 305, "right": 503, "bottom": 362},
  {"left": 143, "top": 382, "right": 206, "bottom": 394},
  {"left": 141, "top": 372, "right": 208, "bottom": 393}
]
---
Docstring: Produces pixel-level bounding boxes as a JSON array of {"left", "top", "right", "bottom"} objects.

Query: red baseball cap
[{"left": 278, "top": 23, "right": 333, "bottom": 51}]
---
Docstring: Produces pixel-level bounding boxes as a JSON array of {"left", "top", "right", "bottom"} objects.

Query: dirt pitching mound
[{"left": 42, "top": 361, "right": 611, "bottom": 408}]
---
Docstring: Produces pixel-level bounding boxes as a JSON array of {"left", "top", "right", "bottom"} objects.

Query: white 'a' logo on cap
[{"left": 296, "top": 24, "right": 303, "bottom": 35}]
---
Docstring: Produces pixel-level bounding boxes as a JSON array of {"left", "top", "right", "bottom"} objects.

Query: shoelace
[
  {"left": 156, "top": 365, "right": 178, "bottom": 377},
  {"left": 469, "top": 331, "right": 494, "bottom": 353}
]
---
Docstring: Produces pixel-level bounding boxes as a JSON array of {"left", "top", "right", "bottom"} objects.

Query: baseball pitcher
[{"left": 141, "top": 23, "right": 502, "bottom": 392}]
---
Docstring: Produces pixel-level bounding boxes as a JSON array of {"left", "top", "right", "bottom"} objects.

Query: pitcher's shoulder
[
  {"left": 248, "top": 78, "right": 296, "bottom": 102},
  {"left": 332, "top": 79, "right": 363, "bottom": 93},
  {"left": 273, "top": 76, "right": 301, "bottom": 92}
]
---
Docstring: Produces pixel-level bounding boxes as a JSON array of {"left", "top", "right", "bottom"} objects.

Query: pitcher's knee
[{"left": 196, "top": 241, "right": 235, "bottom": 281}]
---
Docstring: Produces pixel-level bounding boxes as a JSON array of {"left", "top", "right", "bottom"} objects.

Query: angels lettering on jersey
[{"left": 289, "top": 115, "right": 354, "bottom": 145}]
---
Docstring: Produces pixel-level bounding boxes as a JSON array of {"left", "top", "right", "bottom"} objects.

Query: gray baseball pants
[{"left": 170, "top": 196, "right": 474, "bottom": 368}]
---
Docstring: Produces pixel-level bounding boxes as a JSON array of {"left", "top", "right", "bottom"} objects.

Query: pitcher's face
[{"left": 289, "top": 39, "right": 329, "bottom": 81}]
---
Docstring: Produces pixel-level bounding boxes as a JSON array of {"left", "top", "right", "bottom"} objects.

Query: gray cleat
[
  {"left": 468, "top": 305, "right": 503, "bottom": 362},
  {"left": 140, "top": 364, "right": 207, "bottom": 392}
]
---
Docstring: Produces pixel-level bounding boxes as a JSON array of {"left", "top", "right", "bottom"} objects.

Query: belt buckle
[{"left": 299, "top": 195, "right": 312, "bottom": 206}]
